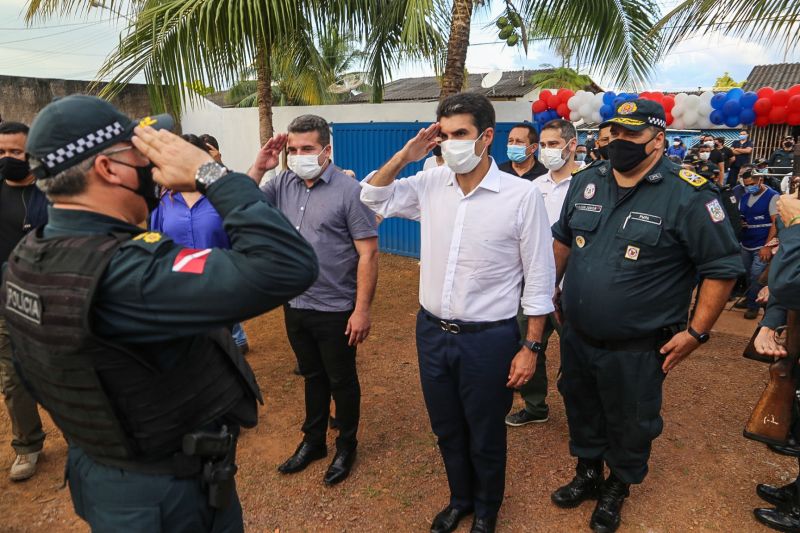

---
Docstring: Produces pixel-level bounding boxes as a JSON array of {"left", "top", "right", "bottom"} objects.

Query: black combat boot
[
  {"left": 551, "top": 458, "right": 603, "bottom": 508},
  {"left": 589, "top": 474, "right": 629, "bottom": 533},
  {"left": 757, "top": 482, "right": 797, "bottom": 507},
  {"left": 755, "top": 480, "right": 800, "bottom": 533}
]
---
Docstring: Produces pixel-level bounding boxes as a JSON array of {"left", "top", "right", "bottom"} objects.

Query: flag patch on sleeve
[
  {"left": 705, "top": 199, "right": 726, "bottom": 223},
  {"left": 172, "top": 249, "right": 212, "bottom": 274}
]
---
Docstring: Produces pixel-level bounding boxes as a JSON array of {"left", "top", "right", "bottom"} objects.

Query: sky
[{"left": 1, "top": 0, "right": 799, "bottom": 93}]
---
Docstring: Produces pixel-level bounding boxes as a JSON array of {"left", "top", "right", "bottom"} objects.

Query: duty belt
[
  {"left": 572, "top": 325, "right": 682, "bottom": 352},
  {"left": 421, "top": 308, "right": 515, "bottom": 335}
]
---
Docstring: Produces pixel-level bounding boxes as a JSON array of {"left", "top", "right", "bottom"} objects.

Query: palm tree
[
  {"left": 529, "top": 66, "right": 595, "bottom": 91},
  {"left": 25, "top": 0, "right": 442, "bottom": 144}
]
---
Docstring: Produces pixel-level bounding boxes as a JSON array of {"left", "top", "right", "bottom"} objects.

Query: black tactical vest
[{"left": 1, "top": 230, "right": 262, "bottom": 463}]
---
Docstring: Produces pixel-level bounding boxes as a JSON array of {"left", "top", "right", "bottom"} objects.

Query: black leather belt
[
  {"left": 421, "top": 308, "right": 515, "bottom": 335},
  {"left": 573, "top": 325, "right": 681, "bottom": 352}
]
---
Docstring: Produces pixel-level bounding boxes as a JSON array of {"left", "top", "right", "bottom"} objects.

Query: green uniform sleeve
[
  {"left": 93, "top": 173, "right": 319, "bottom": 343},
  {"left": 676, "top": 187, "right": 744, "bottom": 279},
  {"left": 760, "top": 292, "right": 787, "bottom": 330},
  {"left": 770, "top": 225, "right": 800, "bottom": 309}
]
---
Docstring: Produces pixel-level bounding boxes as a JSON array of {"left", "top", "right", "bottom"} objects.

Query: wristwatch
[
  {"left": 521, "top": 339, "right": 544, "bottom": 353},
  {"left": 687, "top": 326, "right": 710, "bottom": 344},
  {"left": 195, "top": 161, "right": 229, "bottom": 194}
]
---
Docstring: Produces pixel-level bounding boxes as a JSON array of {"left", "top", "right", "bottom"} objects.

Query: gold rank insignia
[
  {"left": 625, "top": 245, "right": 640, "bottom": 261},
  {"left": 678, "top": 169, "right": 707, "bottom": 187},
  {"left": 133, "top": 231, "right": 162, "bottom": 243},
  {"left": 617, "top": 102, "right": 638, "bottom": 115},
  {"left": 576, "top": 236, "right": 586, "bottom": 248},
  {"left": 138, "top": 116, "right": 157, "bottom": 127}
]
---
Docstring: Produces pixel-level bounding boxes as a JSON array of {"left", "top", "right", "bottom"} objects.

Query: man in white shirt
[
  {"left": 506, "top": 119, "right": 580, "bottom": 428},
  {"left": 360, "top": 93, "right": 555, "bottom": 533}
]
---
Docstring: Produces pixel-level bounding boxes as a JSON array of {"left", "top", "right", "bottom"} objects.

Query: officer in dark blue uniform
[
  {"left": 549, "top": 99, "right": 744, "bottom": 532},
  {"left": 0, "top": 95, "right": 318, "bottom": 532}
]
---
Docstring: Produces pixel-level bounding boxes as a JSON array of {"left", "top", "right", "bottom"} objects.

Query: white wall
[{"left": 181, "top": 97, "right": 534, "bottom": 173}]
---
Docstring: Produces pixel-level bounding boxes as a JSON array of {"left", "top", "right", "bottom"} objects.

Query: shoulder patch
[
  {"left": 133, "top": 231, "right": 163, "bottom": 244},
  {"left": 677, "top": 169, "right": 708, "bottom": 188},
  {"left": 123, "top": 231, "right": 172, "bottom": 254}
]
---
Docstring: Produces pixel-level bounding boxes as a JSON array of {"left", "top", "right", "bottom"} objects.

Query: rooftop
[{"left": 743, "top": 62, "right": 800, "bottom": 91}]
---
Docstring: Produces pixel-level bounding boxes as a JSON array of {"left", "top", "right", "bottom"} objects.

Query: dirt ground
[{"left": 0, "top": 254, "right": 793, "bottom": 532}]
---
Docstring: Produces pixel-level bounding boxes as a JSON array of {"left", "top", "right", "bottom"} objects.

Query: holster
[{"left": 183, "top": 425, "right": 239, "bottom": 509}]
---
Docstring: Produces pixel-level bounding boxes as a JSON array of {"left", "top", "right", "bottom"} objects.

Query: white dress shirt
[
  {"left": 360, "top": 159, "right": 555, "bottom": 321},
  {"left": 531, "top": 171, "right": 573, "bottom": 226}
]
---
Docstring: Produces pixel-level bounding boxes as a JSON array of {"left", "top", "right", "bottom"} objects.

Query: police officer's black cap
[
  {"left": 26, "top": 95, "right": 174, "bottom": 179},
  {"left": 741, "top": 168, "right": 755, "bottom": 179},
  {"left": 599, "top": 98, "right": 667, "bottom": 131}
]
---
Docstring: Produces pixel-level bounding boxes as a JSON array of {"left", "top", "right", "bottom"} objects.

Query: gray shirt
[{"left": 261, "top": 164, "right": 378, "bottom": 312}]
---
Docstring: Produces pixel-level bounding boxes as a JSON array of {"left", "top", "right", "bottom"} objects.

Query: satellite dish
[
  {"left": 328, "top": 73, "right": 366, "bottom": 94},
  {"left": 481, "top": 70, "right": 503, "bottom": 89}
]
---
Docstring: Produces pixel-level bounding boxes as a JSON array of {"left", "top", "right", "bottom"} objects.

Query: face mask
[
  {"left": 0, "top": 157, "right": 31, "bottom": 182},
  {"left": 597, "top": 145, "right": 609, "bottom": 160},
  {"left": 288, "top": 148, "right": 327, "bottom": 180},
  {"left": 432, "top": 145, "right": 442, "bottom": 157},
  {"left": 441, "top": 131, "right": 486, "bottom": 174},
  {"left": 739, "top": 135, "right": 748, "bottom": 142},
  {"left": 506, "top": 144, "right": 529, "bottom": 163},
  {"left": 540, "top": 146, "right": 568, "bottom": 170},
  {"left": 575, "top": 152, "right": 587, "bottom": 162},
  {"left": 745, "top": 184, "right": 760, "bottom": 194},
  {"left": 608, "top": 134, "right": 657, "bottom": 173},
  {"left": 784, "top": 144, "right": 793, "bottom": 151},
  {"left": 673, "top": 141, "right": 681, "bottom": 146},
  {"left": 756, "top": 168, "right": 768, "bottom": 174},
  {"left": 698, "top": 152, "right": 710, "bottom": 161},
  {"left": 111, "top": 159, "right": 160, "bottom": 211},
  {"left": 704, "top": 141, "right": 715, "bottom": 148}
]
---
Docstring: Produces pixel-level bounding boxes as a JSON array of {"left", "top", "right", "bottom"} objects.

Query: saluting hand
[
  {"left": 659, "top": 331, "right": 700, "bottom": 373},
  {"left": 507, "top": 348, "right": 535, "bottom": 389},
  {"left": 400, "top": 123, "right": 441, "bottom": 164},
  {"left": 248, "top": 134, "right": 288, "bottom": 182},
  {"left": 132, "top": 126, "right": 212, "bottom": 192}
]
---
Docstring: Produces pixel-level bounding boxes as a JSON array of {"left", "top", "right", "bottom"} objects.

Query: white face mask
[
  {"left": 288, "top": 148, "right": 327, "bottom": 180},
  {"left": 673, "top": 141, "right": 681, "bottom": 146},
  {"left": 441, "top": 131, "right": 487, "bottom": 174},
  {"left": 698, "top": 152, "right": 710, "bottom": 161},
  {"left": 704, "top": 141, "right": 715, "bottom": 148},
  {"left": 540, "top": 146, "right": 567, "bottom": 170}
]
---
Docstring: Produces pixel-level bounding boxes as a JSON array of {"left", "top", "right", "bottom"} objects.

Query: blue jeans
[
  {"left": 740, "top": 246, "right": 767, "bottom": 310},
  {"left": 231, "top": 323, "right": 247, "bottom": 347}
]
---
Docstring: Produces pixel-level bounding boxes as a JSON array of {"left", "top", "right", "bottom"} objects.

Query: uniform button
[
  {"left": 306, "top": 189, "right": 311, "bottom": 193},
  {"left": 295, "top": 226, "right": 300, "bottom": 230},
  {"left": 301, "top": 207, "right": 305, "bottom": 211}
]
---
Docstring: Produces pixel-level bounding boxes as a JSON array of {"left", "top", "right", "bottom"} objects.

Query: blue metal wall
[{"left": 331, "top": 122, "right": 519, "bottom": 258}]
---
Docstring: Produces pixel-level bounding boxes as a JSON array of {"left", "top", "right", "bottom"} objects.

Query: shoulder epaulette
[
  {"left": 122, "top": 231, "right": 172, "bottom": 253},
  {"left": 675, "top": 168, "right": 709, "bottom": 190}
]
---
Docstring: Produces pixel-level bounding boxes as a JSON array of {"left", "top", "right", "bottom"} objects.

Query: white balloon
[
  {"left": 698, "top": 117, "right": 713, "bottom": 129},
  {"left": 672, "top": 105, "right": 685, "bottom": 118},
  {"left": 580, "top": 104, "right": 593, "bottom": 117},
  {"left": 682, "top": 109, "right": 698, "bottom": 127},
  {"left": 591, "top": 111, "right": 602, "bottom": 123},
  {"left": 570, "top": 110, "right": 581, "bottom": 122},
  {"left": 684, "top": 95, "right": 699, "bottom": 110},
  {"left": 700, "top": 91, "right": 714, "bottom": 103},
  {"left": 671, "top": 117, "right": 685, "bottom": 130},
  {"left": 675, "top": 92, "right": 688, "bottom": 104},
  {"left": 568, "top": 96, "right": 578, "bottom": 109},
  {"left": 594, "top": 93, "right": 606, "bottom": 104}
]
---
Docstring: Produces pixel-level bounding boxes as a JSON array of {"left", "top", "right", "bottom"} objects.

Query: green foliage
[
  {"left": 185, "top": 80, "right": 215, "bottom": 97},
  {"left": 713, "top": 72, "right": 745, "bottom": 90},
  {"left": 529, "top": 66, "right": 594, "bottom": 91}
]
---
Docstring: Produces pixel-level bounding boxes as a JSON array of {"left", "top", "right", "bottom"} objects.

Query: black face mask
[
  {"left": 0, "top": 157, "right": 31, "bottom": 182},
  {"left": 596, "top": 145, "right": 609, "bottom": 160},
  {"left": 432, "top": 145, "right": 442, "bottom": 157},
  {"left": 111, "top": 160, "right": 160, "bottom": 211},
  {"left": 784, "top": 144, "right": 794, "bottom": 151},
  {"left": 608, "top": 134, "right": 658, "bottom": 173}
]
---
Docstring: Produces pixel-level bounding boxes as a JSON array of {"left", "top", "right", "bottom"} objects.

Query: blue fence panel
[{"left": 331, "top": 121, "right": 519, "bottom": 258}]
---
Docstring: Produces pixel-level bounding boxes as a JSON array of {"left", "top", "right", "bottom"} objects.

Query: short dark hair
[
  {"left": 541, "top": 119, "right": 576, "bottom": 143},
  {"left": 436, "top": 93, "right": 495, "bottom": 134},
  {"left": 0, "top": 121, "right": 29, "bottom": 136},
  {"left": 200, "top": 133, "right": 219, "bottom": 150},
  {"left": 576, "top": 144, "right": 587, "bottom": 149},
  {"left": 715, "top": 136, "right": 726, "bottom": 145},
  {"left": 287, "top": 114, "right": 331, "bottom": 146},
  {"left": 509, "top": 123, "right": 538, "bottom": 144},
  {"left": 181, "top": 133, "right": 210, "bottom": 153}
]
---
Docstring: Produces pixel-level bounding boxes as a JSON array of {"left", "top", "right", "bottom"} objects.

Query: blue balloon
[
  {"left": 724, "top": 114, "right": 741, "bottom": 128},
  {"left": 739, "top": 108, "right": 756, "bottom": 124},
  {"left": 726, "top": 87, "right": 744, "bottom": 101},
  {"left": 599, "top": 104, "right": 614, "bottom": 119},
  {"left": 613, "top": 97, "right": 625, "bottom": 107},
  {"left": 740, "top": 91, "right": 758, "bottom": 108},
  {"left": 711, "top": 93, "right": 727, "bottom": 110},
  {"left": 626, "top": 93, "right": 639, "bottom": 101},
  {"left": 710, "top": 110, "right": 725, "bottom": 125},
  {"left": 722, "top": 100, "right": 741, "bottom": 116},
  {"left": 603, "top": 91, "right": 616, "bottom": 104}
]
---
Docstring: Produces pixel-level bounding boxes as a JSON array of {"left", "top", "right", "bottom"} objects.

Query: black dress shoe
[
  {"left": 758, "top": 482, "right": 797, "bottom": 507},
  {"left": 430, "top": 505, "right": 474, "bottom": 533},
  {"left": 769, "top": 438, "right": 800, "bottom": 457},
  {"left": 590, "top": 475, "right": 629, "bottom": 533},
  {"left": 323, "top": 447, "right": 357, "bottom": 486},
  {"left": 552, "top": 458, "right": 603, "bottom": 508},
  {"left": 277, "top": 442, "right": 326, "bottom": 474},
  {"left": 754, "top": 506, "right": 800, "bottom": 532},
  {"left": 470, "top": 515, "right": 497, "bottom": 533}
]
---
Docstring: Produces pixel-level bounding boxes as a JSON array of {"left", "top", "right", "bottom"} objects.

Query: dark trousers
[
  {"left": 558, "top": 324, "right": 666, "bottom": 484},
  {"left": 67, "top": 446, "right": 243, "bottom": 533},
  {"left": 515, "top": 311, "right": 560, "bottom": 417},
  {"left": 284, "top": 307, "right": 360, "bottom": 451},
  {"left": 416, "top": 310, "right": 519, "bottom": 518},
  {"left": 727, "top": 164, "right": 742, "bottom": 186}
]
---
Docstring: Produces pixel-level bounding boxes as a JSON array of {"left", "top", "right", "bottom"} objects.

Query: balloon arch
[{"left": 531, "top": 86, "right": 800, "bottom": 130}]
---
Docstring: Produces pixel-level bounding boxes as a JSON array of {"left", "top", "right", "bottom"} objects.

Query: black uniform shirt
[
  {"left": 552, "top": 157, "right": 744, "bottom": 339},
  {"left": 42, "top": 173, "right": 318, "bottom": 345},
  {"left": 498, "top": 158, "right": 548, "bottom": 181}
]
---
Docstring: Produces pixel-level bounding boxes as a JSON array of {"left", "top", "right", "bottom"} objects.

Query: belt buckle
[{"left": 440, "top": 320, "right": 461, "bottom": 334}]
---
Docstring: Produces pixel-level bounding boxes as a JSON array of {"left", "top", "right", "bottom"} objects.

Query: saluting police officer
[
  {"left": 1, "top": 95, "right": 318, "bottom": 532},
  {"left": 550, "top": 99, "right": 744, "bottom": 533}
]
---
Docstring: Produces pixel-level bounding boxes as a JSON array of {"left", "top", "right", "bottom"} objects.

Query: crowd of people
[{"left": 0, "top": 91, "right": 798, "bottom": 533}]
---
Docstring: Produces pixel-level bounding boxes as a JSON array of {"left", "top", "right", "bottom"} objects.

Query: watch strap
[{"left": 687, "top": 326, "right": 709, "bottom": 343}]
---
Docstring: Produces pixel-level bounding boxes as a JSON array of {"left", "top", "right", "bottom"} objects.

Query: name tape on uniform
[
  {"left": 575, "top": 203, "right": 602, "bottom": 213},
  {"left": 629, "top": 212, "right": 662, "bottom": 225}
]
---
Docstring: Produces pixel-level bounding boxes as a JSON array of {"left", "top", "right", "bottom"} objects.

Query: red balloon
[
  {"left": 789, "top": 85, "right": 800, "bottom": 97},
  {"left": 547, "top": 94, "right": 561, "bottom": 109},
  {"left": 539, "top": 89, "right": 553, "bottom": 102},
  {"left": 789, "top": 95, "right": 800, "bottom": 112},
  {"left": 555, "top": 103, "right": 569, "bottom": 118},
  {"left": 757, "top": 86, "right": 775, "bottom": 99},
  {"left": 755, "top": 115, "right": 770, "bottom": 127},
  {"left": 772, "top": 89, "right": 790, "bottom": 106},
  {"left": 662, "top": 96, "right": 675, "bottom": 111},
  {"left": 558, "top": 89, "right": 574, "bottom": 104},
  {"left": 652, "top": 91, "right": 664, "bottom": 100},
  {"left": 639, "top": 91, "right": 651, "bottom": 99},
  {"left": 788, "top": 112, "right": 800, "bottom": 126},
  {"left": 532, "top": 100, "right": 547, "bottom": 113},
  {"left": 769, "top": 106, "right": 787, "bottom": 124},
  {"left": 753, "top": 97, "right": 772, "bottom": 115},
  {"left": 665, "top": 112, "right": 673, "bottom": 125}
]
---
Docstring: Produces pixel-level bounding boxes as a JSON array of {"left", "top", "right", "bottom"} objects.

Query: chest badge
[
  {"left": 625, "top": 245, "right": 640, "bottom": 261},
  {"left": 576, "top": 236, "right": 586, "bottom": 248},
  {"left": 583, "top": 183, "right": 596, "bottom": 199}
]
